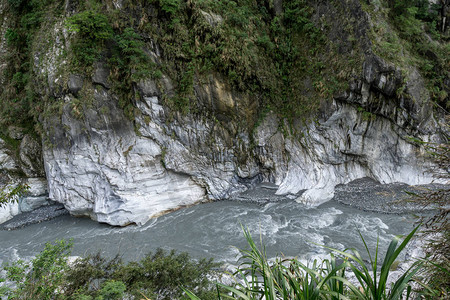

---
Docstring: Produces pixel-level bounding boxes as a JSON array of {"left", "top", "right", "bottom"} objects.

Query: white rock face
[
  {"left": 0, "top": 138, "right": 18, "bottom": 171},
  {"left": 0, "top": 127, "right": 49, "bottom": 225},
  {"left": 136, "top": 96, "right": 248, "bottom": 200},
  {"left": 39, "top": 53, "right": 444, "bottom": 226},
  {"left": 0, "top": 201, "right": 19, "bottom": 224},
  {"left": 273, "top": 103, "right": 437, "bottom": 205},
  {"left": 43, "top": 90, "right": 206, "bottom": 226},
  {"left": 0, "top": 178, "right": 49, "bottom": 224}
]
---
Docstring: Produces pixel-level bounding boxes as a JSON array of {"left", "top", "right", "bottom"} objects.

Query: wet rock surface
[
  {"left": 3, "top": 177, "right": 446, "bottom": 230},
  {"left": 0, "top": 204, "right": 68, "bottom": 230},
  {"left": 22, "top": 1, "right": 445, "bottom": 226},
  {"left": 230, "top": 183, "right": 297, "bottom": 205},
  {"left": 333, "top": 177, "right": 447, "bottom": 214}
]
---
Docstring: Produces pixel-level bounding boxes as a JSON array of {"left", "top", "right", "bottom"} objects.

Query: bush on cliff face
[
  {"left": 66, "top": 10, "right": 113, "bottom": 68},
  {"left": 386, "top": 0, "right": 449, "bottom": 109},
  {"left": 65, "top": 10, "right": 153, "bottom": 119},
  {"left": 0, "top": 0, "right": 62, "bottom": 129},
  {"left": 0, "top": 0, "right": 448, "bottom": 141}
]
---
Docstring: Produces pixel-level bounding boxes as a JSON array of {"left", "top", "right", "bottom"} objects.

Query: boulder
[
  {"left": 200, "top": 10, "right": 223, "bottom": 27},
  {"left": 92, "top": 62, "right": 111, "bottom": 89},
  {"left": 68, "top": 74, "right": 84, "bottom": 95},
  {"left": 363, "top": 55, "right": 402, "bottom": 97},
  {"left": 137, "top": 78, "right": 159, "bottom": 97}
]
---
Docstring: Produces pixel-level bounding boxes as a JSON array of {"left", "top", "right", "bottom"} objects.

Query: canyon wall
[{"left": 0, "top": 0, "right": 448, "bottom": 225}]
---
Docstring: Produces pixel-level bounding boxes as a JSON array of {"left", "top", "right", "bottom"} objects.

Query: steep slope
[{"left": 0, "top": 0, "right": 448, "bottom": 225}]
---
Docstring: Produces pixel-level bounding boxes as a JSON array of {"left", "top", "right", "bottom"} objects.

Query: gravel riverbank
[
  {"left": 0, "top": 204, "right": 69, "bottom": 230},
  {"left": 2, "top": 177, "right": 446, "bottom": 230},
  {"left": 333, "top": 177, "right": 447, "bottom": 214}
]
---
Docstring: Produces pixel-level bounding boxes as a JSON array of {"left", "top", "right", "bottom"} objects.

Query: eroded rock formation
[{"left": 0, "top": 0, "right": 447, "bottom": 226}]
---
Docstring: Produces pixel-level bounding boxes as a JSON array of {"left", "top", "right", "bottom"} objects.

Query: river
[{"left": 0, "top": 196, "right": 417, "bottom": 266}]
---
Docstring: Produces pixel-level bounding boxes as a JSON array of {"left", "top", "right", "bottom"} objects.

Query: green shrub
[
  {"left": 0, "top": 278, "right": 9, "bottom": 298},
  {"left": 2, "top": 242, "right": 218, "bottom": 299},
  {"left": 3, "top": 240, "right": 72, "bottom": 299},
  {"left": 7, "top": 0, "right": 25, "bottom": 11},
  {"left": 111, "top": 27, "right": 150, "bottom": 79},
  {"left": 66, "top": 10, "right": 113, "bottom": 44},
  {"left": 115, "top": 249, "right": 218, "bottom": 300},
  {"left": 62, "top": 248, "right": 218, "bottom": 299},
  {"left": 5, "top": 29, "right": 19, "bottom": 47},
  {"left": 63, "top": 252, "right": 122, "bottom": 296},
  {"left": 11, "top": 71, "right": 29, "bottom": 91},
  {"left": 96, "top": 280, "right": 126, "bottom": 300},
  {"left": 109, "top": 27, "right": 152, "bottom": 115},
  {"left": 66, "top": 10, "right": 113, "bottom": 68},
  {"left": 160, "top": 0, "right": 182, "bottom": 16}
]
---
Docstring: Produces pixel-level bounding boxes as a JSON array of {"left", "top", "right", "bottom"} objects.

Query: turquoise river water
[{"left": 0, "top": 199, "right": 416, "bottom": 265}]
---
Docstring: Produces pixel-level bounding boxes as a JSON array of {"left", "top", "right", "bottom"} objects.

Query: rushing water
[{"left": 0, "top": 198, "right": 416, "bottom": 266}]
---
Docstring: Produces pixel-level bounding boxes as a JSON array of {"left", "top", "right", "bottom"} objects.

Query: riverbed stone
[
  {"left": 333, "top": 177, "right": 449, "bottom": 213},
  {"left": 200, "top": 10, "right": 223, "bottom": 27},
  {"left": 0, "top": 204, "right": 68, "bottom": 230}
]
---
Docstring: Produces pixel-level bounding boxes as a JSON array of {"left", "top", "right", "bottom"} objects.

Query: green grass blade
[
  {"left": 378, "top": 225, "right": 420, "bottom": 295},
  {"left": 182, "top": 287, "right": 202, "bottom": 300},
  {"left": 217, "top": 282, "right": 253, "bottom": 300},
  {"left": 389, "top": 260, "right": 424, "bottom": 299}
]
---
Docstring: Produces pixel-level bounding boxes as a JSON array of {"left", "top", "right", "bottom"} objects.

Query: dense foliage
[
  {"left": 0, "top": 0, "right": 448, "bottom": 135},
  {"left": 3, "top": 240, "right": 72, "bottom": 299},
  {"left": 0, "top": 0, "right": 63, "bottom": 128},
  {"left": 370, "top": 0, "right": 449, "bottom": 109},
  {"left": 2, "top": 227, "right": 446, "bottom": 299},
  {"left": 66, "top": 9, "right": 113, "bottom": 68},
  {"left": 0, "top": 241, "right": 218, "bottom": 299},
  {"left": 142, "top": 0, "right": 340, "bottom": 121}
]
